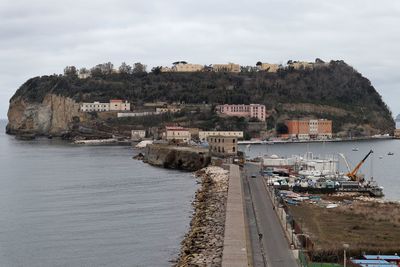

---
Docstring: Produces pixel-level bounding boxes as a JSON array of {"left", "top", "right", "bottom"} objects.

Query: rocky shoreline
[{"left": 173, "top": 166, "right": 229, "bottom": 266}]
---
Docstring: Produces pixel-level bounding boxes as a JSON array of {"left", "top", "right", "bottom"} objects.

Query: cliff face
[
  {"left": 144, "top": 144, "right": 211, "bottom": 171},
  {"left": 7, "top": 94, "right": 80, "bottom": 136}
]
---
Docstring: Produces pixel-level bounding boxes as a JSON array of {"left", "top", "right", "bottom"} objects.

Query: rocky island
[{"left": 6, "top": 59, "right": 395, "bottom": 139}]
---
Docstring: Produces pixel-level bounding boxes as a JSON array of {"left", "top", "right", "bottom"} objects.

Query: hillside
[{"left": 7, "top": 60, "right": 395, "bottom": 137}]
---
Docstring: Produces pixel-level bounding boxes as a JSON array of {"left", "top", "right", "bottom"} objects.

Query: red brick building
[{"left": 285, "top": 119, "right": 332, "bottom": 140}]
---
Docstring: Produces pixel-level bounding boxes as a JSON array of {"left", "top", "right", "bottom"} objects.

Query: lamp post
[
  {"left": 343, "top": 243, "right": 349, "bottom": 267},
  {"left": 291, "top": 229, "right": 295, "bottom": 248}
]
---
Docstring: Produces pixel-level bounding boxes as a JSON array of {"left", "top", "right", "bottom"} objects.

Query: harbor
[
  {"left": 261, "top": 150, "right": 383, "bottom": 198},
  {"left": 240, "top": 138, "right": 399, "bottom": 202}
]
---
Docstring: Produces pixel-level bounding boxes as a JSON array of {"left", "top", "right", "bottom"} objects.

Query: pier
[{"left": 221, "top": 164, "right": 249, "bottom": 267}]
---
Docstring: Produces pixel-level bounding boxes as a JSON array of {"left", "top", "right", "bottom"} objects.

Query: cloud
[{"left": 1, "top": 0, "right": 400, "bottom": 118}]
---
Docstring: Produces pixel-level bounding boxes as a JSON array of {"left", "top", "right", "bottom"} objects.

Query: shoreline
[
  {"left": 238, "top": 136, "right": 394, "bottom": 145},
  {"left": 173, "top": 166, "right": 229, "bottom": 266}
]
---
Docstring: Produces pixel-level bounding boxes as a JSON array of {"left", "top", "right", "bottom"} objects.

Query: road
[{"left": 243, "top": 163, "right": 298, "bottom": 267}]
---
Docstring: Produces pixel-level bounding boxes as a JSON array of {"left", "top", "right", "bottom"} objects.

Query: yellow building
[
  {"left": 160, "top": 62, "right": 203, "bottom": 72},
  {"left": 199, "top": 131, "right": 243, "bottom": 142},
  {"left": 288, "top": 61, "right": 314, "bottom": 70},
  {"left": 160, "top": 67, "right": 173, "bottom": 72},
  {"left": 257, "top": 63, "right": 280, "bottom": 72},
  {"left": 109, "top": 99, "right": 130, "bottom": 111},
  {"left": 207, "top": 136, "right": 238, "bottom": 157},
  {"left": 212, "top": 63, "right": 240, "bottom": 72},
  {"left": 173, "top": 63, "right": 204, "bottom": 72}
]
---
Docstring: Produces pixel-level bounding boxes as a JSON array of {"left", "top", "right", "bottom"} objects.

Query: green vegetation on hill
[{"left": 10, "top": 60, "right": 394, "bottom": 135}]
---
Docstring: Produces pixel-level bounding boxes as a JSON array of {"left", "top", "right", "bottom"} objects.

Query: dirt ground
[{"left": 288, "top": 199, "right": 400, "bottom": 254}]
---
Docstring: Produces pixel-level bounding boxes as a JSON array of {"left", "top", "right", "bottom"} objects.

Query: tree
[
  {"left": 102, "top": 62, "right": 114, "bottom": 75},
  {"left": 256, "top": 61, "right": 262, "bottom": 66},
  {"left": 151, "top": 66, "right": 162, "bottom": 75},
  {"left": 79, "top": 67, "right": 89, "bottom": 75},
  {"left": 119, "top": 62, "right": 132, "bottom": 74},
  {"left": 64, "top": 66, "right": 77, "bottom": 77},
  {"left": 133, "top": 62, "right": 147, "bottom": 73},
  {"left": 90, "top": 62, "right": 114, "bottom": 77}
]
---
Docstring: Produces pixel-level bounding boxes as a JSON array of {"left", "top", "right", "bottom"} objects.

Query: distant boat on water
[
  {"left": 388, "top": 152, "right": 394, "bottom": 156},
  {"left": 352, "top": 147, "right": 359, "bottom": 151}
]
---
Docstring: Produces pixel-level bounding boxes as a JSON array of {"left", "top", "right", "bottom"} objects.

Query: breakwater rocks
[
  {"left": 144, "top": 144, "right": 210, "bottom": 171},
  {"left": 174, "top": 166, "right": 229, "bottom": 267}
]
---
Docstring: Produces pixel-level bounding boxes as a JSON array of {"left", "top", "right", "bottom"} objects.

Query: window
[
  {"left": 233, "top": 147, "right": 235, "bottom": 152},
  {"left": 233, "top": 139, "right": 235, "bottom": 143}
]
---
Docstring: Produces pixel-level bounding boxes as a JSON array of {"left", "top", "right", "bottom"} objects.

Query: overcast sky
[{"left": 1, "top": 0, "right": 400, "bottom": 119}]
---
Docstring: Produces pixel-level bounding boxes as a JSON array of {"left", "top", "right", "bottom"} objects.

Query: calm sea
[
  {"left": 0, "top": 120, "right": 197, "bottom": 267},
  {"left": 240, "top": 139, "right": 400, "bottom": 201}
]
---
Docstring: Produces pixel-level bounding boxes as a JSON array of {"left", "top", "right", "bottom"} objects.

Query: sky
[{"left": 1, "top": 0, "right": 400, "bottom": 119}]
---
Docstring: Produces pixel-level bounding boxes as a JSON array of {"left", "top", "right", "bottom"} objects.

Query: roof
[
  {"left": 364, "top": 255, "right": 400, "bottom": 261},
  {"left": 110, "top": 99, "right": 123, "bottom": 102},
  {"left": 166, "top": 126, "right": 188, "bottom": 131}
]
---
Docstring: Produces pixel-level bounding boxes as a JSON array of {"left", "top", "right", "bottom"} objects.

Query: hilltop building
[
  {"left": 212, "top": 63, "right": 240, "bottom": 72},
  {"left": 288, "top": 61, "right": 314, "bottom": 70},
  {"left": 207, "top": 136, "right": 238, "bottom": 157},
  {"left": 285, "top": 119, "right": 332, "bottom": 140},
  {"left": 256, "top": 63, "right": 280, "bottom": 72},
  {"left": 216, "top": 104, "right": 266, "bottom": 121},
  {"left": 199, "top": 131, "right": 243, "bottom": 142},
  {"left": 161, "top": 61, "right": 204, "bottom": 72}
]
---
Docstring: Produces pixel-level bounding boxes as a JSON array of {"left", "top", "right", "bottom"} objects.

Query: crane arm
[
  {"left": 346, "top": 150, "right": 373, "bottom": 181},
  {"left": 338, "top": 153, "right": 352, "bottom": 173}
]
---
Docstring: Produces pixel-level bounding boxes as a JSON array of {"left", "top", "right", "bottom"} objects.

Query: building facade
[
  {"left": 199, "top": 131, "right": 243, "bottom": 142},
  {"left": 80, "top": 101, "right": 110, "bottom": 112},
  {"left": 207, "top": 136, "right": 238, "bottom": 157},
  {"left": 216, "top": 104, "right": 266, "bottom": 121},
  {"left": 212, "top": 63, "right": 240, "bottom": 72},
  {"left": 164, "top": 126, "right": 191, "bottom": 142},
  {"left": 288, "top": 61, "right": 314, "bottom": 70},
  {"left": 173, "top": 63, "right": 203, "bottom": 72},
  {"left": 160, "top": 62, "right": 203, "bottom": 72},
  {"left": 80, "top": 100, "right": 130, "bottom": 112},
  {"left": 257, "top": 63, "right": 280, "bottom": 72},
  {"left": 109, "top": 100, "right": 130, "bottom": 111},
  {"left": 131, "top": 130, "right": 146, "bottom": 141},
  {"left": 285, "top": 119, "right": 332, "bottom": 140},
  {"left": 155, "top": 106, "right": 182, "bottom": 113}
]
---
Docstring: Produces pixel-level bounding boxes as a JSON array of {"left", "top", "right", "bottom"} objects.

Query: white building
[
  {"left": 131, "top": 130, "right": 146, "bottom": 141},
  {"left": 164, "top": 126, "right": 191, "bottom": 142},
  {"left": 80, "top": 100, "right": 131, "bottom": 112},
  {"left": 117, "top": 111, "right": 157, "bottom": 118},
  {"left": 199, "top": 131, "right": 243, "bottom": 142},
  {"left": 80, "top": 101, "right": 110, "bottom": 112},
  {"left": 156, "top": 106, "right": 182, "bottom": 113}
]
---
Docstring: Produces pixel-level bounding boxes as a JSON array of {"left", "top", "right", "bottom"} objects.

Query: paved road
[{"left": 244, "top": 163, "right": 298, "bottom": 267}]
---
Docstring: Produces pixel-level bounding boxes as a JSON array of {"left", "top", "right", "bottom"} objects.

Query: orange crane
[{"left": 346, "top": 150, "right": 373, "bottom": 181}]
